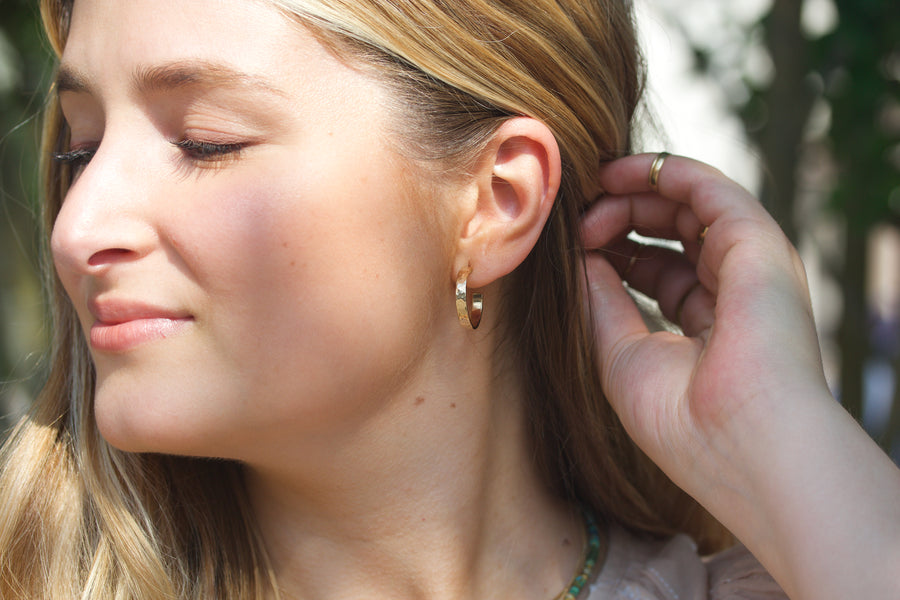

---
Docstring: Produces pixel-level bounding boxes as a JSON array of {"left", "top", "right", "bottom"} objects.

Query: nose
[{"left": 50, "top": 140, "right": 158, "bottom": 278}]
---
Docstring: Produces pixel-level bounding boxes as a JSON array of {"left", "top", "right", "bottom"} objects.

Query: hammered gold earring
[{"left": 456, "top": 267, "right": 483, "bottom": 329}]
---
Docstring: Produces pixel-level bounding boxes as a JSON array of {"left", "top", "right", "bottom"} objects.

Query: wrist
[{"left": 693, "top": 389, "right": 900, "bottom": 599}]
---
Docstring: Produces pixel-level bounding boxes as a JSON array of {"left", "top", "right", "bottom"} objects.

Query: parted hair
[{"left": 0, "top": 0, "right": 728, "bottom": 597}]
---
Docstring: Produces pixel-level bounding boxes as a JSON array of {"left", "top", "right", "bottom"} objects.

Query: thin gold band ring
[{"left": 648, "top": 152, "right": 670, "bottom": 192}]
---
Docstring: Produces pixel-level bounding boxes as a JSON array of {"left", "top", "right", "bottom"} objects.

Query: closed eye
[
  {"left": 173, "top": 138, "right": 247, "bottom": 163},
  {"left": 53, "top": 147, "right": 97, "bottom": 169}
]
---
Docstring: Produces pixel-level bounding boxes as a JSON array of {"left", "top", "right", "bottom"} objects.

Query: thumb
[{"left": 582, "top": 253, "right": 649, "bottom": 383}]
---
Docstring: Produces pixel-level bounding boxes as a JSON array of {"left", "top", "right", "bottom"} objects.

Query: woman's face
[{"left": 51, "top": 0, "right": 459, "bottom": 459}]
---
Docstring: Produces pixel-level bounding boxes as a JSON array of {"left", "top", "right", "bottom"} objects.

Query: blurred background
[{"left": 1, "top": 0, "right": 898, "bottom": 455}]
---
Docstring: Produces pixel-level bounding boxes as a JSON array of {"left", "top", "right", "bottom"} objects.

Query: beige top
[{"left": 586, "top": 526, "right": 788, "bottom": 600}]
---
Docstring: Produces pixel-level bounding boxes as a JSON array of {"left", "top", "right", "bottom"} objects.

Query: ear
[{"left": 456, "top": 117, "right": 561, "bottom": 288}]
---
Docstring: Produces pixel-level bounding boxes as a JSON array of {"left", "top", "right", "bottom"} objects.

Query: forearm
[{"left": 702, "top": 391, "right": 900, "bottom": 600}]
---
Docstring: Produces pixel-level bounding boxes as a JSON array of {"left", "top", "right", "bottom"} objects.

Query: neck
[{"left": 244, "top": 335, "right": 585, "bottom": 600}]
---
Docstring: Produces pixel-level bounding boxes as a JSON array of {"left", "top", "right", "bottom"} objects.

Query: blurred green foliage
[
  {"left": 813, "top": 0, "right": 899, "bottom": 431},
  {"left": 0, "top": 0, "right": 53, "bottom": 432},
  {"left": 821, "top": 0, "right": 900, "bottom": 231}
]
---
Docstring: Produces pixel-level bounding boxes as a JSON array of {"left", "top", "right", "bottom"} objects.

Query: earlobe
[{"left": 457, "top": 117, "right": 561, "bottom": 289}]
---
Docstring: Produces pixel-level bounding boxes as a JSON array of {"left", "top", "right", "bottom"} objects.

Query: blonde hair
[{"left": 0, "top": 1, "right": 728, "bottom": 597}]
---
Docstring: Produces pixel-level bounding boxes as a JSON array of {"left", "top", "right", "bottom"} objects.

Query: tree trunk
[
  {"left": 754, "top": 0, "right": 814, "bottom": 244},
  {"left": 838, "top": 225, "right": 869, "bottom": 420}
]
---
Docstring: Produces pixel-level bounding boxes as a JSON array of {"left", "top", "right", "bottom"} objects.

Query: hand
[
  {"left": 582, "top": 153, "right": 826, "bottom": 490},
  {"left": 581, "top": 153, "right": 900, "bottom": 600}
]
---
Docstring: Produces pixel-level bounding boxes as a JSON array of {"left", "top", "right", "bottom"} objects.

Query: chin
[
  {"left": 92, "top": 383, "right": 213, "bottom": 457},
  {"left": 89, "top": 356, "right": 237, "bottom": 455}
]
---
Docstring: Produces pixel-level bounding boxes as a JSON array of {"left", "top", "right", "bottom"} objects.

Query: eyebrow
[
  {"left": 55, "top": 65, "right": 91, "bottom": 94},
  {"left": 55, "top": 59, "right": 290, "bottom": 99}
]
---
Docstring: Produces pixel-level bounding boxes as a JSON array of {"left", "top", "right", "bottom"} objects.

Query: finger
[
  {"left": 673, "top": 281, "right": 715, "bottom": 338},
  {"left": 599, "top": 154, "right": 798, "bottom": 296},
  {"left": 597, "top": 153, "right": 766, "bottom": 226},
  {"left": 581, "top": 192, "right": 704, "bottom": 251},
  {"left": 604, "top": 239, "right": 715, "bottom": 337},
  {"left": 582, "top": 252, "right": 649, "bottom": 374}
]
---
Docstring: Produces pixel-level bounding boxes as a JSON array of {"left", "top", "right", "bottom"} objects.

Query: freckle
[
  {"left": 282, "top": 242, "right": 288, "bottom": 248},
  {"left": 290, "top": 261, "right": 296, "bottom": 267},
  {"left": 450, "top": 403, "right": 456, "bottom": 409},
  {"left": 414, "top": 396, "right": 425, "bottom": 406}
]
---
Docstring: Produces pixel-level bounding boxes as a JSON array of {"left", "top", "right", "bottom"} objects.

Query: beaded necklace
[{"left": 555, "top": 510, "right": 601, "bottom": 600}]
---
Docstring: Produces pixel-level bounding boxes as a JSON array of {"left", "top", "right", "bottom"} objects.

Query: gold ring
[
  {"left": 675, "top": 281, "right": 702, "bottom": 329},
  {"left": 648, "top": 152, "right": 670, "bottom": 192},
  {"left": 697, "top": 226, "right": 709, "bottom": 247}
]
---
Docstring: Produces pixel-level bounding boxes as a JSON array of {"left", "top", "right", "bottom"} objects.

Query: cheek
[
  {"left": 172, "top": 181, "right": 298, "bottom": 287},
  {"left": 156, "top": 166, "right": 455, "bottom": 437},
  {"left": 173, "top": 161, "right": 453, "bottom": 296},
  {"left": 169, "top": 172, "right": 427, "bottom": 313}
]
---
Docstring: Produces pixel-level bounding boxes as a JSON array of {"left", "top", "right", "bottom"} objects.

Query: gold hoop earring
[{"left": 456, "top": 267, "right": 483, "bottom": 329}]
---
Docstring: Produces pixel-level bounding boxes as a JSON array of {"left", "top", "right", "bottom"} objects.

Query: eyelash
[
  {"left": 53, "top": 147, "right": 96, "bottom": 169},
  {"left": 51, "top": 139, "right": 247, "bottom": 170},
  {"left": 173, "top": 138, "right": 247, "bottom": 163}
]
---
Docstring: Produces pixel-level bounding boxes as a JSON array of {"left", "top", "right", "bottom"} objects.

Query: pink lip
[{"left": 88, "top": 298, "right": 193, "bottom": 352}]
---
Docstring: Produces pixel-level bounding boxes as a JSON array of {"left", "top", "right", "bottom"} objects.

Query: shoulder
[{"left": 585, "top": 525, "right": 788, "bottom": 600}]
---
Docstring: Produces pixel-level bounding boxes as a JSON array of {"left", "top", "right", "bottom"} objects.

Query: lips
[{"left": 88, "top": 298, "right": 193, "bottom": 352}]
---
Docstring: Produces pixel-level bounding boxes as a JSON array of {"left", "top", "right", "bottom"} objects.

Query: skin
[
  {"left": 51, "top": 1, "right": 580, "bottom": 599},
  {"left": 582, "top": 154, "right": 900, "bottom": 600},
  {"left": 49, "top": 0, "right": 900, "bottom": 598},
  {"left": 52, "top": 0, "right": 457, "bottom": 461}
]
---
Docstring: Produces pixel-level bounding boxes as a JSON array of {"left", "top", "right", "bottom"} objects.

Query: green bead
[{"left": 557, "top": 509, "right": 602, "bottom": 600}]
